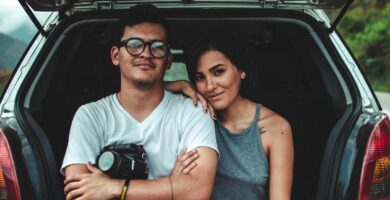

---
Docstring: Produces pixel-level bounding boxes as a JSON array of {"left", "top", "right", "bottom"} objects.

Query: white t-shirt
[{"left": 61, "top": 90, "right": 218, "bottom": 179}]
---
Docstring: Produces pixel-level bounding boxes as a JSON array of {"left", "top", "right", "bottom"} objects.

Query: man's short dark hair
[{"left": 112, "top": 4, "right": 171, "bottom": 44}]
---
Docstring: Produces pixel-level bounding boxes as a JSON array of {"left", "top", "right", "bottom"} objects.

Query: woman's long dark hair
[{"left": 186, "top": 36, "right": 259, "bottom": 100}]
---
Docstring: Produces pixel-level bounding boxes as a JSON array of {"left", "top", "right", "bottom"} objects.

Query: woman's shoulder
[
  {"left": 257, "top": 106, "right": 292, "bottom": 136},
  {"left": 258, "top": 106, "right": 289, "bottom": 125}
]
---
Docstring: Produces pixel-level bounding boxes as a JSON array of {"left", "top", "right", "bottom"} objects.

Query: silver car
[{"left": 0, "top": 0, "right": 389, "bottom": 199}]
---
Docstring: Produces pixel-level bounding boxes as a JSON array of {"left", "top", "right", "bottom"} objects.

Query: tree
[{"left": 338, "top": 0, "right": 390, "bottom": 92}]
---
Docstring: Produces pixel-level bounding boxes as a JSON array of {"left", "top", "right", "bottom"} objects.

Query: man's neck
[{"left": 117, "top": 84, "right": 165, "bottom": 122}]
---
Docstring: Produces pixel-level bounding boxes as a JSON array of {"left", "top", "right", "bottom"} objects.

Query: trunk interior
[{"left": 22, "top": 9, "right": 351, "bottom": 200}]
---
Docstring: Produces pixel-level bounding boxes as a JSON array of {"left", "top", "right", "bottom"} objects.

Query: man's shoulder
[
  {"left": 166, "top": 91, "right": 202, "bottom": 112},
  {"left": 165, "top": 91, "right": 213, "bottom": 124},
  {"left": 78, "top": 94, "right": 116, "bottom": 114},
  {"left": 167, "top": 91, "right": 189, "bottom": 103}
]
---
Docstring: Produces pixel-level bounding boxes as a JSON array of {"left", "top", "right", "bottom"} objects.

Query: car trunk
[{"left": 16, "top": 8, "right": 357, "bottom": 200}]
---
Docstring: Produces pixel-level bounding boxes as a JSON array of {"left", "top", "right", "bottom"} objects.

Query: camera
[{"left": 96, "top": 143, "right": 148, "bottom": 179}]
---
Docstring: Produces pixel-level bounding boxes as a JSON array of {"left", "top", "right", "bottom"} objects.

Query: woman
[{"left": 168, "top": 37, "right": 294, "bottom": 199}]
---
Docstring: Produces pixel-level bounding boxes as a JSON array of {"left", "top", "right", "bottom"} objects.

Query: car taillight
[
  {"left": 359, "top": 116, "right": 390, "bottom": 200},
  {"left": 0, "top": 129, "right": 21, "bottom": 200}
]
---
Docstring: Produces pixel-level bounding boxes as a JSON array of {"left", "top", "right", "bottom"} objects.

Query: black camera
[{"left": 96, "top": 143, "right": 148, "bottom": 179}]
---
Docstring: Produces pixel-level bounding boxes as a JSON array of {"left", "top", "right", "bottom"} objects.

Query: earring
[{"left": 241, "top": 72, "right": 246, "bottom": 79}]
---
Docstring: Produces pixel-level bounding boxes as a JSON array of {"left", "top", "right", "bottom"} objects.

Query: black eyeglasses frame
[{"left": 117, "top": 37, "right": 170, "bottom": 58}]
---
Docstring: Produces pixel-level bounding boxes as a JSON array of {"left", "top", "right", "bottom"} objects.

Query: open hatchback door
[{"left": 21, "top": 0, "right": 353, "bottom": 37}]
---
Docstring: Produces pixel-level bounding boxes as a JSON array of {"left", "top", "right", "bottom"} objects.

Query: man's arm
[
  {"left": 65, "top": 164, "right": 89, "bottom": 177},
  {"left": 64, "top": 147, "right": 217, "bottom": 200},
  {"left": 128, "top": 147, "right": 217, "bottom": 200}
]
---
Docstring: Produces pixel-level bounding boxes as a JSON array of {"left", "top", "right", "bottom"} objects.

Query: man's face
[{"left": 111, "top": 22, "right": 172, "bottom": 88}]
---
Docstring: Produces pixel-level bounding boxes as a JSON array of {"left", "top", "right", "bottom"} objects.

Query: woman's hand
[
  {"left": 164, "top": 80, "right": 216, "bottom": 119},
  {"left": 171, "top": 148, "right": 199, "bottom": 176}
]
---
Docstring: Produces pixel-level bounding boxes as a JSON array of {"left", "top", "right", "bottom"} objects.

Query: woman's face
[{"left": 195, "top": 50, "right": 243, "bottom": 111}]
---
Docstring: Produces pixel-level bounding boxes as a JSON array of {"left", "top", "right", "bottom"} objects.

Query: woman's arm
[
  {"left": 164, "top": 80, "right": 216, "bottom": 119},
  {"left": 260, "top": 109, "right": 294, "bottom": 200}
]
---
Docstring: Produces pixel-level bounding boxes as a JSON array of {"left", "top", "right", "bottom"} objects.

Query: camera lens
[
  {"left": 96, "top": 144, "right": 149, "bottom": 179},
  {"left": 98, "top": 151, "right": 115, "bottom": 171}
]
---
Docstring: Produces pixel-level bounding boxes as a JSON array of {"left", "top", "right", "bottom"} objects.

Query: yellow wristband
[{"left": 120, "top": 179, "right": 130, "bottom": 200}]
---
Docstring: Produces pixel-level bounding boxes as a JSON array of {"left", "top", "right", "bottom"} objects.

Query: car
[{"left": 0, "top": 0, "right": 389, "bottom": 199}]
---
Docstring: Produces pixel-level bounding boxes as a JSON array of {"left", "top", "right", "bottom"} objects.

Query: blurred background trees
[{"left": 337, "top": 0, "right": 390, "bottom": 92}]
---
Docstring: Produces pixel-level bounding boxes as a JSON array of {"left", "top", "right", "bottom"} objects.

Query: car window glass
[
  {"left": 164, "top": 49, "right": 189, "bottom": 81},
  {"left": 164, "top": 62, "right": 190, "bottom": 82},
  {"left": 323, "top": 8, "right": 343, "bottom": 22},
  {"left": 0, "top": 0, "right": 39, "bottom": 95}
]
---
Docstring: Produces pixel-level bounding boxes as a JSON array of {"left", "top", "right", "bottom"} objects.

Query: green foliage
[
  {"left": 0, "top": 70, "right": 12, "bottom": 95},
  {"left": 164, "top": 62, "right": 190, "bottom": 82},
  {"left": 338, "top": 0, "right": 390, "bottom": 92}
]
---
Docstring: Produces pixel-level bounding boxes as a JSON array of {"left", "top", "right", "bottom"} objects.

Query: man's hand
[
  {"left": 171, "top": 148, "right": 199, "bottom": 176},
  {"left": 64, "top": 162, "right": 123, "bottom": 200}
]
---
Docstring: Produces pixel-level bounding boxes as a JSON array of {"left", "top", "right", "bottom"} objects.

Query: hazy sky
[
  {"left": 0, "top": 0, "right": 52, "bottom": 43},
  {"left": 0, "top": 1, "right": 32, "bottom": 34},
  {"left": 0, "top": 0, "right": 51, "bottom": 34}
]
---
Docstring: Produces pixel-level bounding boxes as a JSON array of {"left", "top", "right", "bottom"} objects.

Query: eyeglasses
[{"left": 117, "top": 37, "right": 170, "bottom": 58}]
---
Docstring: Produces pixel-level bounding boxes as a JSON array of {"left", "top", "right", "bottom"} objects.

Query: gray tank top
[{"left": 211, "top": 104, "right": 269, "bottom": 200}]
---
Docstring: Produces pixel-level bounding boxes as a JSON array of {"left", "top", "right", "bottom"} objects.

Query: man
[{"left": 61, "top": 4, "right": 218, "bottom": 200}]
